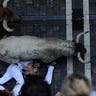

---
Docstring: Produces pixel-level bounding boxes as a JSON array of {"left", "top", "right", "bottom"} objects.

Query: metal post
[
  {"left": 66, "top": 0, "right": 73, "bottom": 75},
  {"left": 83, "top": 0, "right": 91, "bottom": 81}
]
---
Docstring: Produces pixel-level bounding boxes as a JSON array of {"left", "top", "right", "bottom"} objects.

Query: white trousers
[
  {"left": 0, "top": 64, "right": 24, "bottom": 96},
  {"left": 45, "top": 65, "right": 54, "bottom": 85},
  {"left": 90, "top": 91, "right": 96, "bottom": 96}
]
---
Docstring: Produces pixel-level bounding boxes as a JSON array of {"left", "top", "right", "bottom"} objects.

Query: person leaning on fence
[{"left": 55, "top": 73, "right": 92, "bottom": 96}]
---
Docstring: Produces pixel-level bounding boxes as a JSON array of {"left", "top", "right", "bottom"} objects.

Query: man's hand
[{"left": 55, "top": 91, "right": 62, "bottom": 96}]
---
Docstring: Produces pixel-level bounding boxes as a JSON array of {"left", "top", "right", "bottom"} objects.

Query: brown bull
[{"left": 0, "top": 0, "right": 21, "bottom": 32}]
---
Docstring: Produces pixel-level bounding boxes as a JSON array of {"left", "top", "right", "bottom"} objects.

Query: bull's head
[
  {"left": 75, "top": 31, "right": 89, "bottom": 63},
  {"left": 0, "top": 0, "right": 21, "bottom": 32}
]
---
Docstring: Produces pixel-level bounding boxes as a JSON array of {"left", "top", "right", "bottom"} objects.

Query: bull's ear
[{"left": 75, "top": 43, "right": 87, "bottom": 55}]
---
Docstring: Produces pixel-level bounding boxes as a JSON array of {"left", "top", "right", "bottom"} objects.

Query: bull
[
  {"left": 0, "top": 31, "right": 89, "bottom": 64},
  {"left": 0, "top": 0, "right": 21, "bottom": 32}
]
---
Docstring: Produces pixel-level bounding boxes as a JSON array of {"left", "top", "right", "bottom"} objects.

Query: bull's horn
[
  {"left": 3, "top": 20, "right": 14, "bottom": 32},
  {"left": 76, "top": 31, "right": 89, "bottom": 43},
  {"left": 3, "top": 0, "right": 9, "bottom": 8},
  {"left": 77, "top": 52, "right": 90, "bottom": 63}
]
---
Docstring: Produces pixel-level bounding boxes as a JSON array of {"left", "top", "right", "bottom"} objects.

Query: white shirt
[{"left": 13, "top": 61, "right": 31, "bottom": 72}]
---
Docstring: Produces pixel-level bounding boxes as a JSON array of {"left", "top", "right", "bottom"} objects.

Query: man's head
[
  {"left": 20, "top": 75, "right": 52, "bottom": 96},
  {"left": 26, "top": 59, "right": 41, "bottom": 75},
  {"left": 60, "top": 73, "right": 91, "bottom": 96}
]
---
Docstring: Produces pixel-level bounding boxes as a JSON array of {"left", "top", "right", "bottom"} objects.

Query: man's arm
[{"left": 44, "top": 62, "right": 56, "bottom": 85}]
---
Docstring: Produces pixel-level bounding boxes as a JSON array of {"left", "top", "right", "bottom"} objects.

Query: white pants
[
  {"left": 45, "top": 65, "right": 54, "bottom": 85},
  {"left": 0, "top": 64, "right": 24, "bottom": 96},
  {"left": 90, "top": 91, "right": 96, "bottom": 96}
]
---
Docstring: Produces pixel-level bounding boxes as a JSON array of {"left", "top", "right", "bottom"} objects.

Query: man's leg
[
  {"left": 10, "top": 65, "right": 24, "bottom": 96},
  {"left": 0, "top": 65, "right": 13, "bottom": 90}
]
